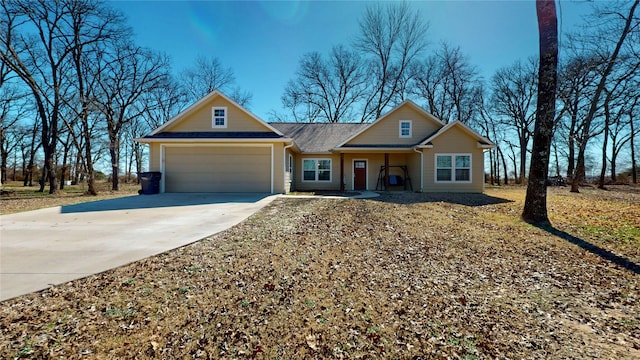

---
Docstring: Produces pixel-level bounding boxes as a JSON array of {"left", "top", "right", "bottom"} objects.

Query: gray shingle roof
[
  {"left": 144, "top": 131, "right": 284, "bottom": 139},
  {"left": 270, "top": 123, "right": 367, "bottom": 153}
]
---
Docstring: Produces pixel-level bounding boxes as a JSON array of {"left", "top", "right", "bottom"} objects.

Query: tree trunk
[
  {"left": 109, "top": 130, "right": 120, "bottom": 191},
  {"left": 566, "top": 110, "right": 577, "bottom": 179},
  {"left": 508, "top": 145, "right": 518, "bottom": 183},
  {"left": 610, "top": 137, "right": 618, "bottom": 182},
  {"left": 631, "top": 114, "right": 637, "bottom": 184},
  {"left": 499, "top": 147, "right": 509, "bottom": 185},
  {"left": 519, "top": 132, "right": 527, "bottom": 184},
  {"left": 0, "top": 150, "right": 7, "bottom": 184},
  {"left": 494, "top": 151, "right": 501, "bottom": 185},
  {"left": 39, "top": 164, "right": 47, "bottom": 192},
  {"left": 598, "top": 122, "right": 609, "bottom": 189},
  {"left": 598, "top": 101, "right": 610, "bottom": 189},
  {"left": 84, "top": 137, "right": 97, "bottom": 195},
  {"left": 134, "top": 142, "right": 143, "bottom": 184},
  {"left": 59, "top": 139, "right": 70, "bottom": 191},
  {"left": 553, "top": 143, "right": 561, "bottom": 177},
  {"left": 522, "top": 0, "right": 558, "bottom": 224},
  {"left": 489, "top": 149, "right": 496, "bottom": 185}
]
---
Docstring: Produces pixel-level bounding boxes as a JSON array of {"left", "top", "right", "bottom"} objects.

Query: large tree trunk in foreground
[{"left": 522, "top": 0, "right": 558, "bottom": 224}]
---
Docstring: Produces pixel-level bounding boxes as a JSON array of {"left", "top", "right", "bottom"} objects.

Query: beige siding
[
  {"left": 423, "top": 126, "right": 486, "bottom": 192},
  {"left": 272, "top": 143, "right": 285, "bottom": 193},
  {"left": 347, "top": 104, "right": 441, "bottom": 146},
  {"left": 162, "top": 145, "right": 272, "bottom": 193},
  {"left": 164, "top": 96, "right": 273, "bottom": 133},
  {"left": 284, "top": 150, "right": 294, "bottom": 193},
  {"left": 149, "top": 143, "right": 161, "bottom": 171}
]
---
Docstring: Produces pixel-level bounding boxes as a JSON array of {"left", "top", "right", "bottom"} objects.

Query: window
[
  {"left": 302, "top": 159, "right": 331, "bottom": 182},
  {"left": 436, "top": 154, "right": 471, "bottom": 182},
  {"left": 399, "top": 120, "right": 412, "bottom": 138},
  {"left": 288, "top": 154, "right": 294, "bottom": 173},
  {"left": 212, "top": 107, "right": 227, "bottom": 128}
]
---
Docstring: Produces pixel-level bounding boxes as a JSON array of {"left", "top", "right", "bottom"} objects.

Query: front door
[{"left": 354, "top": 160, "right": 367, "bottom": 190}]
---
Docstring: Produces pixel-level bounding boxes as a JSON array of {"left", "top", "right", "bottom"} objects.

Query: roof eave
[
  {"left": 135, "top": 137, "right": 294, "bottom": 143},
  {"left": 333, "top": 147, "right": 417, "bottom": 152},
  {"left": 478, "top": 143, "right": 495, "bottom": 149}
]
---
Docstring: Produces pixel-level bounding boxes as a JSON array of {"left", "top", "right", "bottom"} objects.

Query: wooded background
[{"left": 1, "top": 0, "right": 638, "bottom": 194}]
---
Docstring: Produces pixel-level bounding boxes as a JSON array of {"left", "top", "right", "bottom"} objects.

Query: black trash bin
[{"left": 139, "top": 172, "right": 162, "bottom": 195}]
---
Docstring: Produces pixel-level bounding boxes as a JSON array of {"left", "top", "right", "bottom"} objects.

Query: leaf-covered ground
[
  {"left": 1, "top": 186, "right": 639, "bottom": 359},
  {"left": 0, "top": 181, "right": 140, "bottom": 215}
]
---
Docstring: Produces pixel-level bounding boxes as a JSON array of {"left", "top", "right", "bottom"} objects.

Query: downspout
[
  {"left": 413, "top": 147, "right": 423, "bottom": 192},
  {"left": 283, "top": 143, "right": 294, "bottom": 194}
]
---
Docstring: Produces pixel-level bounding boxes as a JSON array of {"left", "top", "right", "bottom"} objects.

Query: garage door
[{"left": 163, "top": 146, "right": 271, "bottom": 192}]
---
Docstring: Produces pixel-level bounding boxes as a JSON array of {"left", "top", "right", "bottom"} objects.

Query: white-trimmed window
[
  {"left": 436, "top": 154, "right": 471, "bottom": 182},
  {"left": 288, "top": 154, "right": 294, "bottom": 173},
  {"left": 303, "top": 159, "right": 331, "bottom": 182},
  {"left": 212, "top": 107, "right": 227, "bottom": 128},
  {"left": 399, "top": 120, "right": 412, "bottom": 138}
]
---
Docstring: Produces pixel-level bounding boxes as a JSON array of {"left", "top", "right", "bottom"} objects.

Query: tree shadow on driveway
[
  {"left": 534, "top": 224, "right": 640, "bottom": 276},
  {"left": 60, "top": 193, "right": 273, "bottom": 214},
  {"left": 370, "top": 192, "right": 514, "bottom": 207}
]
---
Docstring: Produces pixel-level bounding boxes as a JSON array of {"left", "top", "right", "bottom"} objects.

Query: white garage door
[{"left": 163, "top": 146, "right": 272, "bottom": 192}]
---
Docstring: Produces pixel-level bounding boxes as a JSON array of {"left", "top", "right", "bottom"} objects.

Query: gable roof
[
  {"left": 270, "top": 123, "right": 366, "bottom": 153},
  {"left": 148, "top": 90, "right": 284, "bottom": 136},
  {"left": 335, "top": 100, "right": 445, "bottom": 148},
  {"left": 418, "top": 120, "right": 495, "bottom": 148}
]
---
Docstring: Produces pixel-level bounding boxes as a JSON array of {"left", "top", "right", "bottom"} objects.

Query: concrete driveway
[{"left": 0, "top": 193, "right": 276, "bottom": 301}]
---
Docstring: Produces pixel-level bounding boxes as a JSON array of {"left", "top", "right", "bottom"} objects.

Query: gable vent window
[
  {"left": 212, "top": 107, "right": 227, "bottom": 128},
  {"left": 399, "top": 120, "right": 412, "bottom": 138}
]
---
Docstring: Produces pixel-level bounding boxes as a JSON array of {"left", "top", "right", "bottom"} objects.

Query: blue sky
[{"left": 111, "top": 0, "right": 592, "bottom": 120}]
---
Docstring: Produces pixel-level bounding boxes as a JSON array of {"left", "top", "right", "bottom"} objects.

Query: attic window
[
  {"left": 212, "top": 107, "right": 227, "bottom": 128},
  {"left": 399, "top": 120, "right": 412, "bottom": 138}
]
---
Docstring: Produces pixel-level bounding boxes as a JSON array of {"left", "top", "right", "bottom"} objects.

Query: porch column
[
  {"left": 384, "top": 153, "right": 389, "bottom": 191},
  {"left": 340, "top": 153, "right": 345, "bottom": 191}
]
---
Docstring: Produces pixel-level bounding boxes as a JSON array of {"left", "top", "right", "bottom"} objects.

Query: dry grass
[
  {"left": 0, "top": 181, "right": 140, "bottom": 215},
  {"left": 1, "top": 186, "right": 638, "bottom": 359}
]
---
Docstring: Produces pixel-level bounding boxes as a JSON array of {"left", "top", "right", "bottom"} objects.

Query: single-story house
[{"left": 135, "top": 90, "right": 495, "bottom": 193}]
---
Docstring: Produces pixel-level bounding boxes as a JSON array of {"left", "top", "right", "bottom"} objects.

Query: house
[{"left": 135, "top": 90, "right": 495, "bottom": 194}]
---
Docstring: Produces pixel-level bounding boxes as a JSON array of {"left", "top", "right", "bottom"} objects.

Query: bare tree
[
  {"left": 490, "top": 58, "right": 538, "bottom": 184},
  {"left": 0, "top": 86, "right": 29, "bottom": 184},
  {"left": 411, "top": 42, "right": 482, "bottom": 123},
  {"left": 596, "top": 74, "right": 640, "bottom": 188},
  {"left": 181, "top": 55, "right": 251, "bottom": 107},
  {"left": 19, "top": 117, "right": 40, "bottom": 186},
  {"left": 0, "top": 0, "right": 125, "bottom": 193},
  {"left": 475, "top": 85, "right": 509, "bottom": 185},
  {"left": 93, "top": 42, "right": 169, "bottom": 191},
  {"left": 64, "top": 0, "right": 127, "bottom": 195},
  {"left": 355, "top": 1, "right": 428, "bottom": 122},
  {"left": 522, "top": 0, "right": 559, "bottom": 224},
  {"left": 128, "top": 75, "right": 186, "bottom": 181},
  {"left": 555, "top": 55, "right": 600, "bottom": 181},
  {"left": 280, "top": 45, "right": 367, "bottom": 123},
  {"left": 0, "top": 0, "right": 71, "bottom": 193},
  {"left": 569, "top": 0, "right": 639, "bottom": 192}
]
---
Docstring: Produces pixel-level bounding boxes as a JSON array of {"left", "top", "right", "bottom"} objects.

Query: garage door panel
[{"left": 164, "top": 146, "right": 271, "bottom": 193}]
